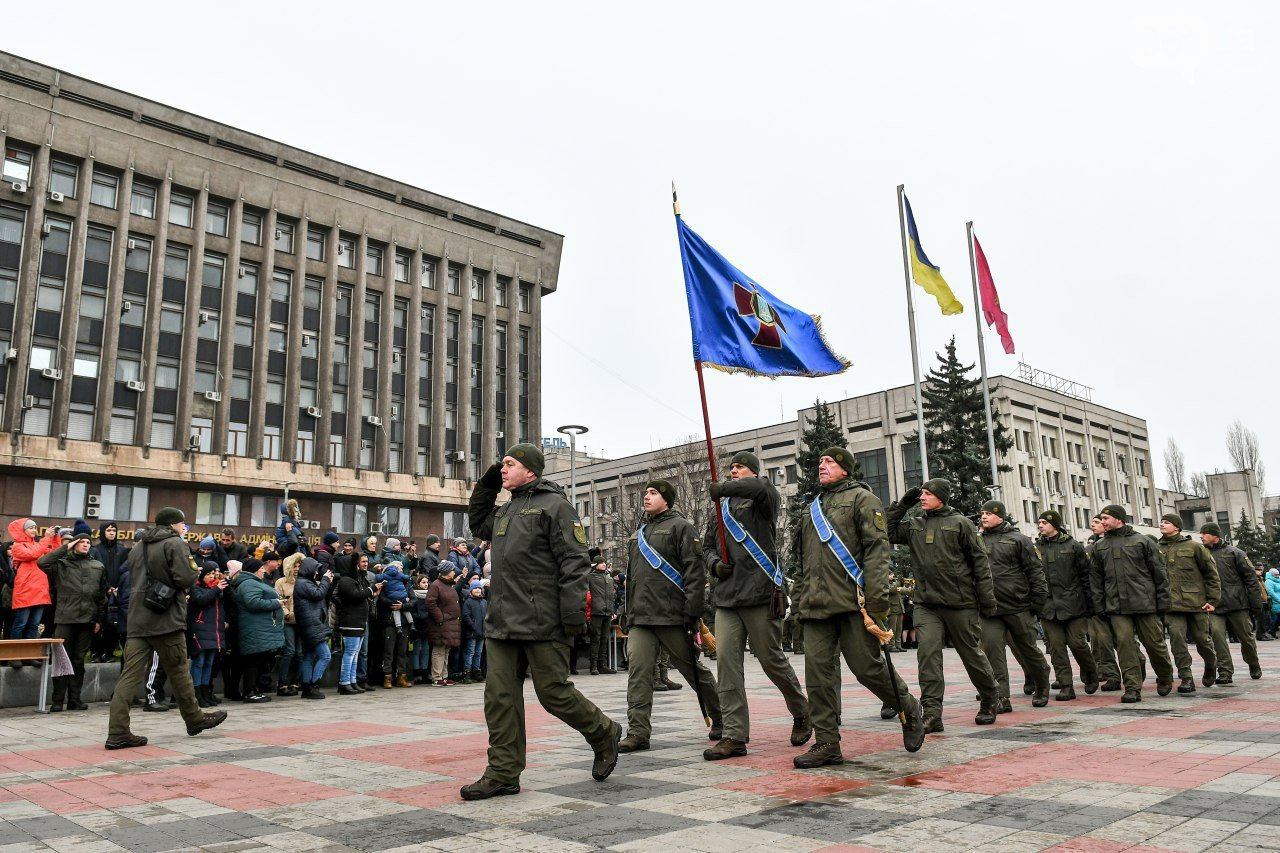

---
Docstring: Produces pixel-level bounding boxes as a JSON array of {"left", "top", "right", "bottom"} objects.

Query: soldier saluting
[
  {"left": 792, "top": 448, "right": 926, "bottom": 768},
  {"left": 887, "top": 478, "right": 1002, "bottom": 730},
  {"left": 617, "top": 480, "right": 721, "bottom": 753},
  {"left": 461, "top": 444, "right": 622, "bottom": 801},
  {"left": 703, "top": 451, "right": 811, "bottom": 761}
]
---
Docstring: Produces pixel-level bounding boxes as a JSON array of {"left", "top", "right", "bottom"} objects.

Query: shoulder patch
[
  {"left": 873, "top": 509, "right": 886, "bottom": 532},
  {"left": 572, "top": 520, "right": 587, "bottom": 545}
]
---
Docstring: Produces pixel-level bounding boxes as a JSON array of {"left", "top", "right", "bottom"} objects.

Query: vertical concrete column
[
  {"left": 174, "top": 182, "right": 209, "bottom": 446},
  {"left": 528, "top": 276, "right": 543, "bottom": 441},
  {"left": 314, "top": 223, "right": 338, "bottom": 466},
  {"left": 375, "top": 241, "right": 394, "bottom": 472},
  {"left": 137, "top": 171, "right": 173, "bottom": 447},
  {"left": 404, "top": 247, "right": 423, "bottom": 475},
  {"left": 344, "top": 232, "right": 368, "bottom": 469},
  {"left": 457, "top": 257, "right": 474, "bottom": 477},
  {"left": 247, "top": 206, "right": 278, "bottom": 459},
  {"left": 50, "top": 165, "right": 94, "bottom": 434},
  {"left": 212, "top": 194, "right": 245, "bottom": 454},
  {"left": 429, "top": 252, "right": 446, "bottom": 477},
  {"left": 480, "top": 259, "right": 497, "bottom": 468},
  {"left": 94, "top": 164, "right": 134, "bottom": 441},
  {"left": 5, "top": 143, "right": 50, "bottom": 433},
  {"left": 282, "top": 217, "right": 307, "bottom": 463}
]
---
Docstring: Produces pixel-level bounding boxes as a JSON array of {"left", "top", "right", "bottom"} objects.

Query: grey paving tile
[
  {"left": 10, "top": 814, "right": 86, "bottom": 838},
  {"left": 518, "top": 805, "right": 700, "bottom": 847},
  {"left": 725, "top": 802, "right": 914, "bottom": 842},
  {"left": 539, "top": 776, "right": 698, "bottom": 806}
]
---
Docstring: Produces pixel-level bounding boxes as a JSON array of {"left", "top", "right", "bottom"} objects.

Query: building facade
[{"left": 0, "top": 52, "right": 560, "bottom": 544}]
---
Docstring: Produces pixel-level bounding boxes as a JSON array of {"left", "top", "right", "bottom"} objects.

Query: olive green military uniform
[
  {"left": 887, "top": 499, "right": 1000, "bottom": 718},
  {"left": 1090, "top": 525, "right": 1175, "bottom": 694},
  {"left": 887, "top": 573, "right": 907, "bottom": 652},
  {"left": 796, "top": 477, "right": 920, "bottom": 745},
  {"left": 978, "top": 521, "right": 1051, "bottom": 700},
  {"left": 623, "top": 507, "right": 719, "bottom": 742},
  {"left": 705, "top": 476, "right": 808, "bottom": 745},
  {"left": 1205, "top": 540, "right": 1262, "bottom": 680},
  {"left": 1085, "top": 535, "right": 1142, "bottom": 686},
  {"left": 1038, "top": 531, "right": 1098, "bottom": 690},
  {"left": 469, "top": 468, "right": 616, "bottom": 785},
  {"left": 1157, "top": 533, "right": 1220, "bottom": 684}
]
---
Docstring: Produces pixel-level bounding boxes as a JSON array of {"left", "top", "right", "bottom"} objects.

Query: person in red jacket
[{"left": 8, "top": 518, "right": 61, "bottom": 646}]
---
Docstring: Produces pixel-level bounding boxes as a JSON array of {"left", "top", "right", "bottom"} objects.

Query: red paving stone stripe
[
  {"left": 0, "top": 744, "right": 181, "bottom": 772},
  {"left": 229, "top": 722, "right": 416, "bottom": 745},
  {"left": 720, "top": 770, "right": 871, "bottom": 800},
  {"left": 370, "top": 780, "right": 475, "bottom": 808}
]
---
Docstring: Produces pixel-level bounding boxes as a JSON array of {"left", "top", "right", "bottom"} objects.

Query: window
[
  {"left": 205, "top": 200, "right": 229, "bottom": 237},
  {"left": 447, "top": 266, "right": 460, "bottom": 295},
  {"left": 98, "top": 485, "right": 149, "bottom": 522},
  {"left": 306, "top": 227, "right": 326, "bottom": 261},
  {"left": 331, "top": 502, "right": 368, "bottom": 534},
  {"left": 32, "top": 479, "right": 87, "bottom": 517},
  {"left": 241, "top": 210, "right": 262, "bottom": 245},
  {"left": 421, "top": 258, "right": 436, "bottom": 289},
  {"left": 496, "top": 277, "right": 509, "bottom": 307},
  {"left": 130, "top": 181, "right": 157, "bottom": 218},
  {"left": 853, "top": 449, "right": 890, "bottom": 506},
  {"left": 519, "top": 282, "right": 532, "bottom": 312},
  {"left": 274, "top": 220, "right": 294, "bottom": 253},
  {"left": 250, "top": 496, "right": 276, "bottom": 528},
  {"left": 227, "top": 422, "right": 248, "bottom": 456},
  {"left": 3, "top": 145, "right": 33, "bottom": 184},
  {"left": 196, "top": 492, "right": 240, "bottom": 526},
  {"left": 72, "top": 355, "right": 99, "bottom": 378},
  {"left": 379, "top": 506, "right": 411, "bottom": 537},
  {"left": 444, "top": 511, "right": 470, "bottom": 541},
  {"left": 471, "top": 271, "right": 486, "bottom": 302},
  {"left": 366, "top": 245, "right": 383, "bottom": 276},
  {"left": 337, "top": 235, "right": 355, "bottom": 268},
  {"left": 49, "top": 159, "right": 79, "bottom": 198},
  {"left": 90, "top": 170, "right": 119, "bottom": 208},
  {"left": 394, "top": 250, "right": 410, "bottom": 283},
  {"left": 168, "top": 190, "right": 195, "bottom": 227}
]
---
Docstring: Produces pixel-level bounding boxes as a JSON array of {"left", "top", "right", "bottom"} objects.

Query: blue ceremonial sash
[
  {"left": 808, "top": 497, "right": 864, "bottom": 588},
  {"left": 637, "top": 524, "right": 685, "bottom": 590},
  {"left": 720, "top": 498, "right": 783, "bottom": 586}
]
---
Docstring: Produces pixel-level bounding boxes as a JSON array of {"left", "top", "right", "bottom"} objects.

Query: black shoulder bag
[{"left": 140, "top": 541, "right": 179, "bottom": 614}]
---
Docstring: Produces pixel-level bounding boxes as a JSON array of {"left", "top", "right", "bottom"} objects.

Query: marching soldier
[
  {"left": 1086, "top": 513, "right": 1141, "bottom": 690},
  {"left": 1156, "top": 514, "right": 1219, "bottom": 693},
  {"left": 1201, "top": 523, "right": 1263, "bottom": 683},
  {"left": 1036, "top": 510, "right": 1098, "bottom": 700},
  {"left": 793, "top": 448, "right": 925, "bottom": 766},
  {"left": 618, "top": 480, "right": 721, "bottom": 752},
  {"left": 703, "top": 451, "right": 811, "bottom": 761},
  {"left": 977, "top": 501, "right": 1052, "bottom": 710},
  {"left": 887, "top": 478, "right": 1001, "bottom": 730},
  {"left": 462, "top": 445, "right": 621, "bottom": 801},
  {"left": 1089, "top": 504, "right": 1175, "bottom": 703}
]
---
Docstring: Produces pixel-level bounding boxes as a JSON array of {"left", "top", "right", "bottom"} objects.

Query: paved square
[{"left": 3, "top": 640, "right": 1280, "bottom": 851}]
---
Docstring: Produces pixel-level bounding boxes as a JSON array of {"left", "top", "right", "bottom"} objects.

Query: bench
[{"left": 0, "top": 638, "right": 66, "bottom": 713}]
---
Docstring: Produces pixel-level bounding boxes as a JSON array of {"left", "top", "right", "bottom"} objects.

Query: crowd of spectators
[{"left": 0, "top": 502, "right": 627, "bottom": 710}]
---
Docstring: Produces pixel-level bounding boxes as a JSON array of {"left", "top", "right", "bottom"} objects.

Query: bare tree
[
  {"left": 1226, "top": 419, "right": 1267, "bottom": 492},
  {"left": 1189, "top": 471, "right": 1208, "bottom": 498},
  {"left": 1163, "top": 437, "right": 1188, "bottom": 494},
  {"left": 649, "top": 435, "right": 732, "bottom": 548}
]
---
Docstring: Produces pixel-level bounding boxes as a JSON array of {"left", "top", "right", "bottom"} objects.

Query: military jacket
[
  {"left": 1089, "top": 525, "right": 1170, "bottom": 616},
  {"left": 703, "top": 476, "right": 781, "bottom": 609},
  {"left": 979, "top": 521, "right": 1047, "bottom": 616},
  {"left": 38, "top": 544, "right": 107, "bottom": 624},
  {"left": 1036, "top": 532, "right": 1092, "bottom": 621},
  {"left": 625, "top": 508, "right": 704, "bottom": 626},
  {"left": 886, "top": 502, "right": 997, "bottom": 613},
  {"left": 587, "top": 568, "right": 616, "bottom": 615},
  {"left": 794, "top": 478, "right": 891, "bottom": 620},
  {"left": 1206, "top": 541, "right": 1260, "bottom": 613},
  {"left": 469, "top": 475, "right": 590, "bottom": 643},
  {"left": 1157, "top": 534, "right": 1221, "bottom": 612}
]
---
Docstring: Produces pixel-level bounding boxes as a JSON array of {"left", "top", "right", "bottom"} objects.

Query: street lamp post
[{"left": 556, "top": 424, "right": 589, "bottom": 508}]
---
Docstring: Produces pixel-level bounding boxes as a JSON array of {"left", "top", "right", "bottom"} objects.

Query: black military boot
[
  {"left": 1121, "top": 688, "right": 1142, "bottom": 703},
  {"left": 1101, "top": 678, "right": 1122, "bottom": 692},
  {"left": 880, "top": 704, "right": 897, "bottom": 720},
  {"left": 1202, "top": 667, "right": 1217, "bottom": 688},
  {"left": 974, "top": 702, "right": 998, "bottom": 725},
  {"left": 922, "top": 712, "right": 944, "bottom": 733},
  {"left": 1022, "top": 677, "right": 1035, "bottom": 696},
  {"left": 592, "top": 722, "right": 623, "bottom": 781},
  {"left": 1083, "top": 679, "right": 1099, "bottom": 695},
  {"left": 460, "top": 777, "right": 520, "bottom": 801},
  {"left": 617, "top": 733, "right": 649, "bottom": 753},
  {"left": 1176, "top": 678, "right": 1195, "bottom": 694},
  {"left": 105, "top": 733, "right": 149, "bottom": 750},
  {"left": 708, "top": 720, "right": 723, "bottom": 741},
  {"left": 703, "top": 739, "right": 748, "bottom": 761},
  {"left": 791, "top": 716, "right": 813, "bottom": 746},
  {"left": 793, "top": 741, "right": 844, "bottom": 768},
  {"left": 1251, "top": 666, "right": 1263, "bottom": 679},
  {"left": 1216, "top": 675, "right": 1233, "bottom": 685},
  {"left": 1156, "top": 679, "right": 1173, "bottom": 696},
  {"left": 1031, "top": 684, "right": 1050, "bottom": 708},
  {"left": 997, "top": 697, "right": 1013, "bottom": 714},
  {"left": 901, "top": 700, "right": 925, "bottom": 753},
  {"left": 660, "top": 673, "right": 682, "bottom": 691},
  {"left": 1055, "top": 686, "right": 1077, "bottom": 701}
]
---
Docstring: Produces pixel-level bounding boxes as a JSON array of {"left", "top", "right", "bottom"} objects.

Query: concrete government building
[{"left": 0, "top": 51, "right": 560, "bottom": 544}]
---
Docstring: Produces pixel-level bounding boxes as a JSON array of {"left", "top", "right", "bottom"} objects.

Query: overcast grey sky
[{"left": 9, "top": 2, "right": 1277, "bottom": 490}]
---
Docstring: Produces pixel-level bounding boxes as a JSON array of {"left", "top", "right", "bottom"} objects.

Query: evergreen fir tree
[
  {"left": 1232, "top": 509, "right": 1278, "bottom": 566},
  {"left": 782, "top": 400, "right": 848, "bottom": 576},
  {"left": 909, "top": 336, "right": 1013, "bottom": 518}
]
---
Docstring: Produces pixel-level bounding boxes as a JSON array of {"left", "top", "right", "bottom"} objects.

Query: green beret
[{"left": 505, "top": 443, "right": 545, "bottom": 477}]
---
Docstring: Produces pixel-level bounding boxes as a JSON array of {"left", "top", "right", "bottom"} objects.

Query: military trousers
[
  {"left": 51, "top": 622, "right": 94, "bottom": 705},
  {"left": 1164, "top": 611, "right": 1216, "bottom": 681},
  {"left": 914, "top": 605, "right": 1000, "bottom": 715},
  {"left": 888, "top": 613, "right": 905, "bottom": 651},
  {"left": 716, "top": 605, "right": 808, "bottom": 743},
  {"left": 981, "top": 611, "right": 1051, "bottom": 699},
  {"left": 481, "top": 638, "right": 615, "bottom": 785},
  {"left": 804, "top": 613, "right": 915, "bottom": 744},
  {"left": 1109, "top": 614, "right": 1174, "bottom": 692},
  {"left": 625, "top": 625, "right": 720, "bottom": 741},
  {"left": 589, "top": 615, "right": 612, "bottom": 670},
  {"left": 1042, "top": 617, "right": 1098, "bottom": 688},
  {"left": 108, "top": 632, "right": 204, "bottom": 738},
  {"left": 1209, "top": 610, "right": 1260, "bottom": 679}
]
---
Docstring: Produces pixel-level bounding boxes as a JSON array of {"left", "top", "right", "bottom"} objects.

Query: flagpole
[
  {"left": 896, "top": 185, "right": 929, "bottom": 481},
  {"left": 967, "top": 221, "right": 1001, "bottom": 500},
  {"left": 675, "top": 184, "right": 730, "bottom": 562}
]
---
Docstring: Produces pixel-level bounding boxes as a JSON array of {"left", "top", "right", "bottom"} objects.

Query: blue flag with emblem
[{"left": 677, "top": 215, "right": 850, "bottom": 378}]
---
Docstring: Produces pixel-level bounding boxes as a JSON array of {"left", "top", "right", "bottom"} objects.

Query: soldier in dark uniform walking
[
  {"left": 1201, "top": 523, "right": 1263, "bottom": 683},
  {"left": 587, "top": 555, "right": 616, "bottom": 674},
  {"left": 1156, "top": 514, "right": 1220, "bottom": 693},
  {"left": 1089, "top": 504, "right": 1175, "bottom": 703},
  {"left": 617, "top": 480, "right": 721, "bottom": 752},
  {"left": 793, "top": 449, "right": 925, "bottom": 766},
  {"left": 461, "top": 444, "right": 621, "bottom": 801},
  {"left": 887, "top": 478, "right": 1001, "bottom": 731},
  {"left": 703, "top": 451, "right": 810, "bottom": 761},
  {"left": 1035, "top": 510, "right": 1098, "bottom": 700},
  {"left": 977, "top": 501, "right": 1052, "bottom": 710}
]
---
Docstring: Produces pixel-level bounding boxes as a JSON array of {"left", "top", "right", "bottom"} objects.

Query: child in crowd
[
  {"left": 409, "top": 574, "right": 433, "bottom": 683},
  {"left": 461, "top": 578, "right": 487, "bottom": 683}
]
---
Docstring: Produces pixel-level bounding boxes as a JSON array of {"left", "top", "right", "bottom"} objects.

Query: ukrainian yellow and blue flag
[{"left": 903, "top": 195, "right": 963, "bottom": 316}]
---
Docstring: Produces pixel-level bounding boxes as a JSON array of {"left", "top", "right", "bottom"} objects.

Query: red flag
[{"left": 973, "top": 236, "right": 1014, "bottom": 355}]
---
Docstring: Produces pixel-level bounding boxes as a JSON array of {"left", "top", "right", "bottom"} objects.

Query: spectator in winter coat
[
  {"left": 314, "top": 532, "right": 340, "bottom": 576},
  {"left": 362, "top": 536, "right": 382, "bottom": 567},
  {"left": 7, "top": 518, "right": 61, "bottom": 643},
  {"left": 293, "top": 557, "right": 334, "bottom": 699},
  {"left": 408, "top": 574, "right": 433, "bottom": 683},
  {"left": 90, "top": 522, "right": 130, "bottom": 661},
  {"left": 194, "top": 537, "right": 228, "bottom": 572},
  {"left": 38, "top": 533, "right": 107, "bottom": 710},
  {"left": 450, "top": 539, "right": 479, "bottom": 577},
  {"left": 188, "top": 561, "right": 227, "bottom": 707},
  {"left": 231, "top": 559, "right": 284, "bottom": 702},
  {"left": 380, "top": 538, "right": 404, "bottom": 566},
  {"left": 1266, "top": 569, "right": 1280, "bottom": 636},
  {"left": 275, "top": 500, "right": 304, "bottom": 557},
  {"left": 462, "top": 579, "right": 487, "bottom": 682},
  {"left": 427, "top": 562, "right": 462, "bottom": 685},
  {"left": 334, "top": 553, "right": 382, "bottom": 694},
  {"left": 273, "top": 553, "right": 303, "bottom": 696},
  {"left": 219, "top": 529, "right": 249, "bottom": 564},
  {"left": 418, "top": 535, "right": 442, "bottom": 580},
  {"left": 106, "top": 562, "right": 130, "bottom": 652}
]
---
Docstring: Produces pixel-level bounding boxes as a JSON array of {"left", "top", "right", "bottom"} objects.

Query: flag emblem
[{"left": 734, "top": 282, "right": 787, "bottom": 349}]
